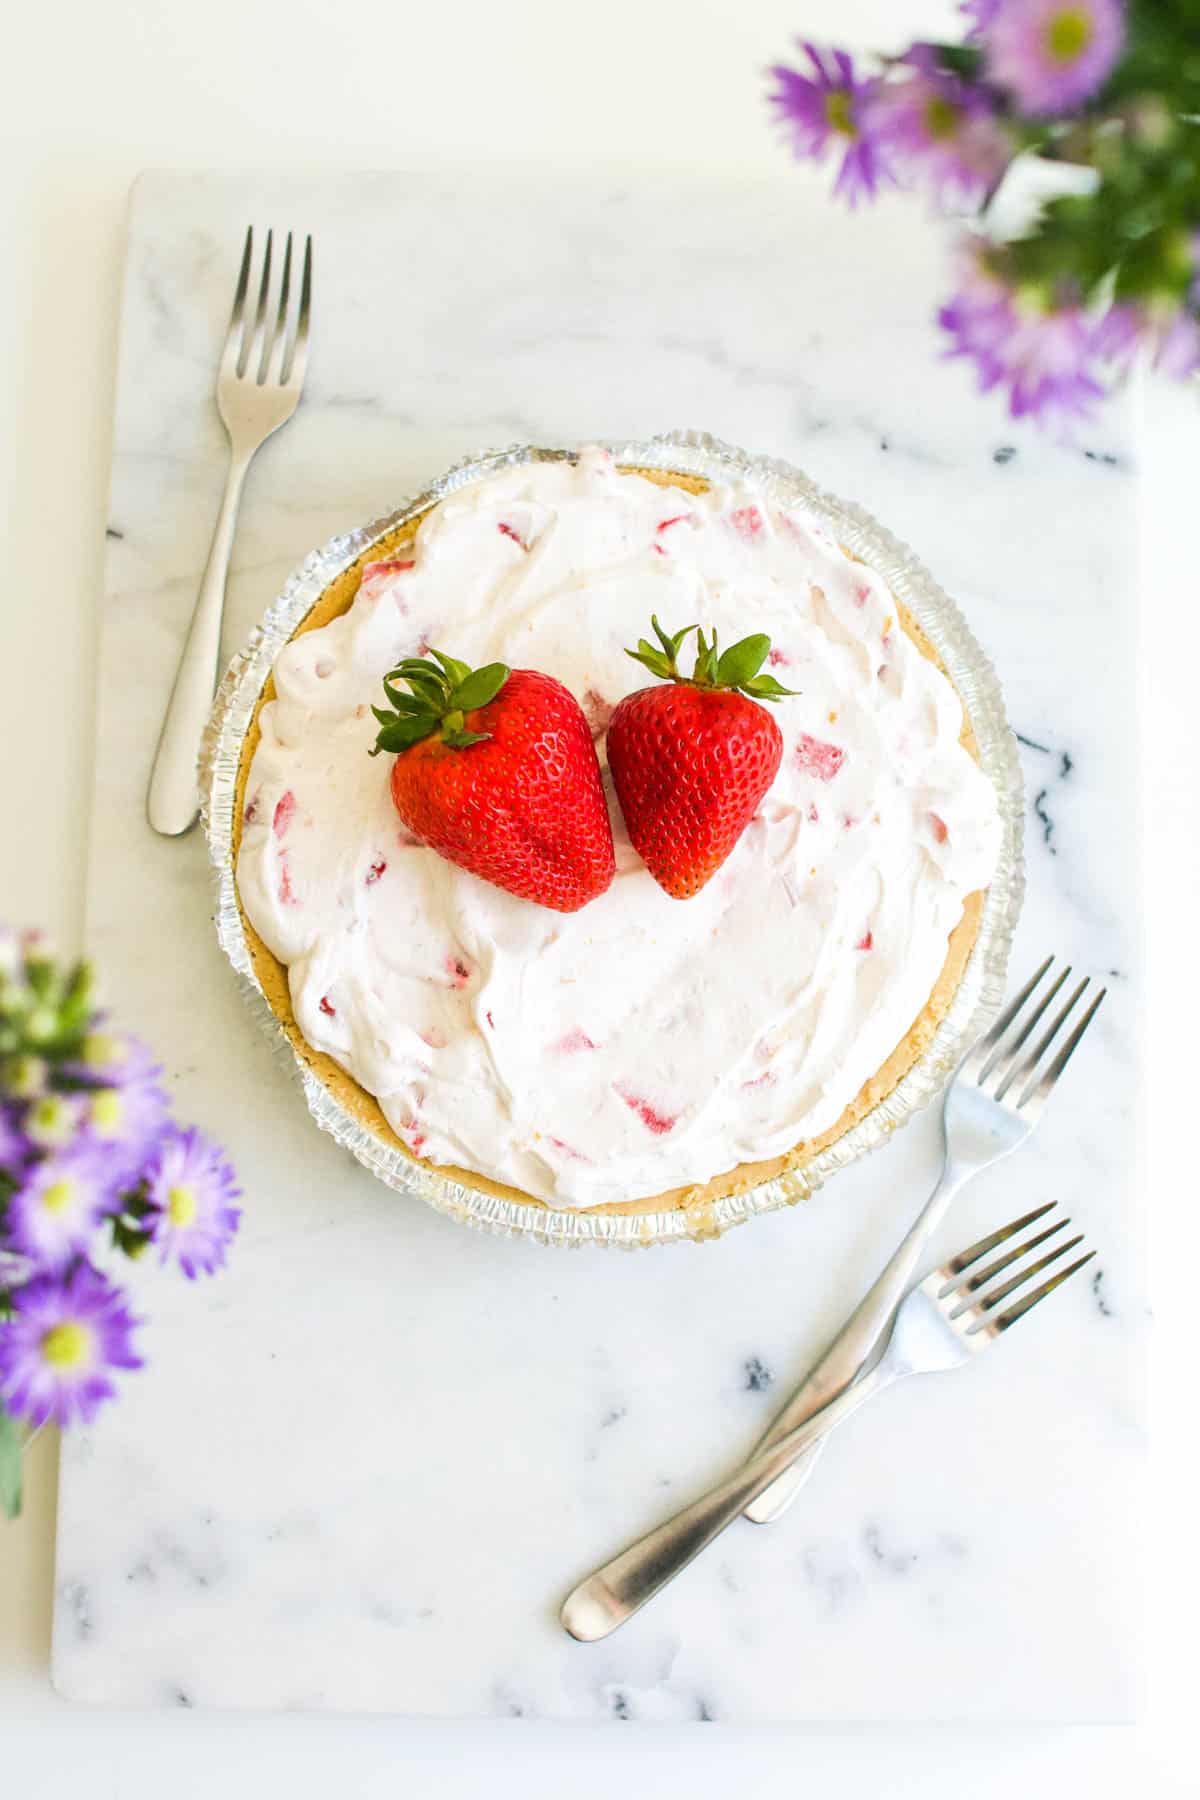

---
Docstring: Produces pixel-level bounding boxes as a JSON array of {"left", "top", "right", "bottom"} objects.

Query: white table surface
[{"left": 1, "top": 0, "right": 1195, "bottom": 1791}]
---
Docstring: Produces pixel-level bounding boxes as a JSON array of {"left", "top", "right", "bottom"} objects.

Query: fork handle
[
  {"left": 147, "top": 447, "right": 252, "bottom": 836},
  {"left": 561, "top": 1355, "right": 898, "bottom": 1642},
  {"left": 741, "top": 1158, "right": 971, "bottom": 1525}
]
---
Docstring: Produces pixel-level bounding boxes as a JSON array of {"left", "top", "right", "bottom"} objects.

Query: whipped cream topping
[{"left": 237, "top": 449, "right": 1001, "bottom": 1209}]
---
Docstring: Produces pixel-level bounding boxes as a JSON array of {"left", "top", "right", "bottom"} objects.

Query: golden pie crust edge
[{"left": 230, "top": 469, "right": 986, "bottom": 1221}]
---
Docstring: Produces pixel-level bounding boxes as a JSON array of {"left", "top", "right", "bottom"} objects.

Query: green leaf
[
  {"left": 0, "top": 1404, "right": 22, "bottom": 1521},
  {"left": 441, "top": 726, "right": 493, "bottom": 749},
  {"left": 743, "top": 673, "right": 799, "bottom": 701},
  {"left": 450, "top": 663, "right": 509, "bottom": 714},
  {"left": 396, "top": 666, "right": 447, "bottom": 701},
  {"left": 717, "top": 634, "right": 771, "bottom": 689},
  {"left": 625, "top": 646, "right": 673, "bottom": 680},
  {"left": 374, "top": 716, "right": 439, "bottom": 755},
  {"left": 372, "top": 699, "right": 426, "bottom": 724},
  {"left": 431, "top": 650, "right": 472, "bottom": 689},
  {"left": 650, "top": 615, "right": 678, "bottom": 661}
]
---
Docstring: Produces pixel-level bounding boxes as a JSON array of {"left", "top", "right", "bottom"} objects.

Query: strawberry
[
  {"left": 607, "top": 617, "right": 795, "bottom": 899},
  {"left": 370, "top": 651, "right": 615, "bottom": 912}
]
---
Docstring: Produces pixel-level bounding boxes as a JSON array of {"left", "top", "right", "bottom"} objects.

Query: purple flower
[
  {"left": 981, "top": 0, "right": 1125, "bottom": 115},
  {"left": 768, "top": 44, "right": 895, "bottom": 207},
  {"left": 0, "top": 1263, "right": 142, "bottom": 1428},
  {"left": 64, "top": 1031, "right": 162, "bottom": 1093},
  {"left": 0, "top": 1105, "right": 31, "bottom": 1178},
  {"left": 23, "top": 1090, "right": 87, "bottom": 1152},
  {"left": 80, "top": 1074, "right": 170, "bottom": 1183},
  {"left": 962, "top": 0, "right": 1004, "bottom": 31},
  {"left": 868, "top": 47, "right": 1012, "bottom": 205},
  {"left": 142, "top": 1126, "right": 241, "bottom": 1278},
  {"left": 1097, "top": 300, "right": 1200, "bottom": 380},
  {"left": 3, "top": 1144, "right": 114, "bottom": 1270},
  {"left": 939, "top": 244, "right": 1105, "bottom": 428}
]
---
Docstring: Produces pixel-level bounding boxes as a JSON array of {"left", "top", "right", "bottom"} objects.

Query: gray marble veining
[{"left": 52, "top": 168, "right": 1144, "bottom": 1720}]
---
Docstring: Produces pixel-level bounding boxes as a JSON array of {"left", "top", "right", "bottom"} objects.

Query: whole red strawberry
[
  {"left": 371, "top": 651, "right": 614, "bottom": 912},
  {"left": 607, "top": 617, "right": 796, "bottom": 899}
]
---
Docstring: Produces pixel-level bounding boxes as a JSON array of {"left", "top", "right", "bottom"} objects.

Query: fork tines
[
  {"left": 961, "top": 955, "right": 1107, "bottom": 1117},
  {"left": 222, "top": 226, "right": 312, "bottom": 390},
  {"left": 935, "top": 1204, "right": 1095, "bottom": 1337}
]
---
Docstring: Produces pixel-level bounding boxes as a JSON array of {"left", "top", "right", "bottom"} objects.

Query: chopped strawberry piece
[
  {"left": 485, "top": 1009, "right": 496, "bottom": 1030},
  {"left": 365, "top": 858, "right": 387, "bottom": 885},
  {"left": 768, "top": 648, "right": 790, "bottom": 667},
  {"left": 656, "top": 514, "right": 690, "bottom": 534},
  {"left": 547, "top": 1134, "right": 590, "bottom": 1163},
  {"left": 807, "top": 802, "right": 820, "bottom": 823},
  {"left": 856, "top": 930, "right": 874, "bottom": 952},
  {"left": 319, "top": 995, "right": 336, "bottom": 1017},
  {"left": 497, "top": 521, "right": 528, "bottom": 551},
  {"left": 582, "top": 689, "right": 613, "bottom": 739},
  {"left": 278, "top": 852, "right": 296, "bottom": 906},
  {"left": 446, "top": 956, "right": 471, "bottom": 988},
  {"left": 405, "top": 1130, "right": 427, "bottom": 1156},
  {"left": 557, "top": 1027, "right": 597, "bottom": 1054},
  {"left": 727, "top": 505, "right": 764, "bottom": 541},
  {"left": 652, "top": 543, "right": 667, "bottom": 556},
  {"left": 794, "top": 734, "right": 845, "bottom": 782},
  {"left": 855, "top": 584, "right": 871, "bottom": 606},
  {"left": 243, "top": 790, "right": 260, "bottom": 826},
  {"left": 364, "top": 557, "right": 415, "bottom": 581},
  {"left": 615, "top": 1084, "right": 677, "bottom": 1135},
  {"left": 841, "top": 813, "right": 857, "bottom": 831},
  {"left": 930, "top": 812, "right": 949, "bottom": 844},
  {"left": 272, "top": 790, "right": 296, "bottom": 837}
]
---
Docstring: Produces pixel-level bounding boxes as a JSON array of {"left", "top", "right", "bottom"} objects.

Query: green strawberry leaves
[
  {"left": 624, "top": 615, "right": 798, "bottom": 702},
  {"left": 371, "top": 652, "right": 510, "bottom": 757}
]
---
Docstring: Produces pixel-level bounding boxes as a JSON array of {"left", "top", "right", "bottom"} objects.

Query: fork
[
  {"left": 147, "top": 227, "right": 312, "bottom": 836},
  {"left": 561, "top": 1203, "right": 1094, "bottom": 1641},
  {"left": 742, "top": 954, "right": 1106, "bottom": 1525}
]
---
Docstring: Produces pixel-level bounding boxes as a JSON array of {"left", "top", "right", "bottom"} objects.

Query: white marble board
[{"left": 52, "top": 169, "right": 1145, "bottom": 1720}]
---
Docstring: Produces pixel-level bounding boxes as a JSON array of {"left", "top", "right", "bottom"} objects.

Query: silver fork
[
  {"left": 147, "top": 227, "right": 312, "bottom": 836},
  {"left": 743, "top": 955, "right": 1106, "bottom": 1525},
  {"left": 561, "top": 1204, "right": 1094, "bottom": 1641}
]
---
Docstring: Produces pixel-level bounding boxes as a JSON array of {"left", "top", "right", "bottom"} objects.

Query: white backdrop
[{"left": 1, "top": 1, "right": 1194, "bottom": 1793}]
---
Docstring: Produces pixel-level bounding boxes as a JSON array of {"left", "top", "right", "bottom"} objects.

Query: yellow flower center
[
  {"left": 41, "top": 1178, "right": 76, "bottom": 1217},
  {"left": 1046, "top": 9, "right": 1093, "bottom": 63},
  {"left": 29, "top": 1095, "right": 72, "bottom": 1144},
  {"left": 168, "top": 1183, "right": 197, "bottom": 1227},
  {"left": 825, "top": 89, "right": 856, "bottom": 137},
  {"left": 83, "top": 1033, "right": 122, "bottom": 1069},
  {"left": 90, "top": 1090, "right": 123, "bottom": 1136},
  {"left": 923, "top": 95, "right": 960, "bottom": 141},
  {"left": 42, "top": 1322, "right": 92, "bottom": 1370}
]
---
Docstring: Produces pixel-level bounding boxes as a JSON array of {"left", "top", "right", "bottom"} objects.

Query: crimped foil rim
[{"left": 200, "top": 430, "right": 1025, "bottom": 1249}]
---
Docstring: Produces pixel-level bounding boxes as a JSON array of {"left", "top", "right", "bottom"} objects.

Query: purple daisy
[
  {"left": 23, "top": 1090, "right": 87, "bottom": 1152},
  {"left": 3, "top": 1143, "right": 114, "bottom": 1270},
  {"left": 81, "top": 1073, "right": 170, "bottom": 1182},
  {"left": 65, "top": 1030, "right": 163, "bottom": 1092},
  {"left": 768, "top": 43, "right": 896, "bottom": 207},
  {"left": 1097, "top": 300, "right": 1200, "bottom": 380},
  {"left": 142, "top": 1126, "right": 241, "bottom": 1279},
  {"left": 939, "top": 244, "right": 1104, "bottom": 428},
  {"left": 868, "top": 47, "right": 1012, "bottom": 206},
  {"left": 0, "top": 1263, "right": 142, "bottom": 1428},
  {"left": 0, "top": 1104, "right": 32, "bottom": 1178},
  {"left": 981, "top": 0, "right": 1125, "bottom": 115}
]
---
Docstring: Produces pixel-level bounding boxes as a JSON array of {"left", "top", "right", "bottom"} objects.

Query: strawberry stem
[
  {"left": 624, "top": 615, "right": 798, "bottom": 701},
  {"left": 370, "top": 652, "right": 510, "bottom": 756}
]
